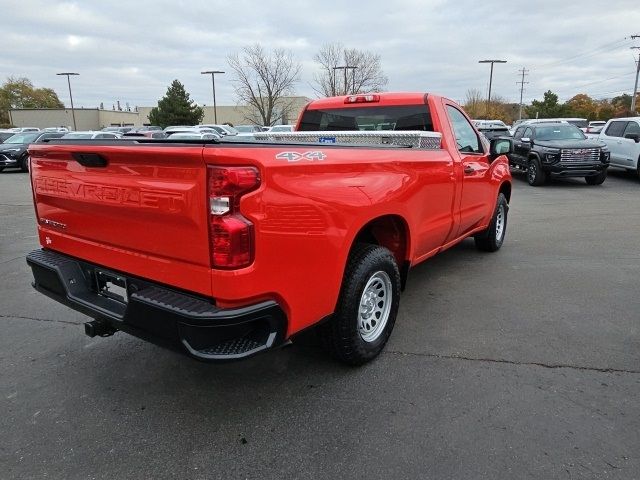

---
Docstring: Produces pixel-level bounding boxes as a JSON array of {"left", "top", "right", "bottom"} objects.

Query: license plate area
[{"left": 95, "top": 270, "right": 128, "bottom": 304}]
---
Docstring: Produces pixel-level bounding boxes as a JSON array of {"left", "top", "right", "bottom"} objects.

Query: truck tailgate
[{"left": 28, "top": 143, "right": 212, "bottom": 296}]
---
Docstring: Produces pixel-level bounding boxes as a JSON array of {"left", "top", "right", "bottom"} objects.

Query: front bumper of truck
[{"left": 26, "top": 249, "right": 287, "bottom": 362}]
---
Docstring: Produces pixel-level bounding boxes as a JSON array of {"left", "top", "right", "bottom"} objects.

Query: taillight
[
  {"left": 344, "top": 94, "right": 380, "bottom": 104},
  {"left": 207, "top": 166, "right": 260, "bottom": 269}
]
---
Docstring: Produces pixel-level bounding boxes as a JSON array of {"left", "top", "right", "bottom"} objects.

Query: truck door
[
  {"left": 601, "top": 121, "right": 628, "bottom": 167},
  {"left": 444, "top": 104, "right": 494, "bottom": 238},
  {"left": 621, "top": 121, "right": 640, "bottom": 166}
]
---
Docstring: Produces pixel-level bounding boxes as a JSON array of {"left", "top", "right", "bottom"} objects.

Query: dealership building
[{"left": 8, "top": 96, "right": 311, "bottom": 130}]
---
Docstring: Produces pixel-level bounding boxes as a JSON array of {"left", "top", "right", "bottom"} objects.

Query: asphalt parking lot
[{"left": 1, "top": 169, "right": 639, "bottom": 480}]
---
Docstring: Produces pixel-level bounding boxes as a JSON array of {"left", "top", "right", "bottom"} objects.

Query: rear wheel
[
  {"left": 319, "top": 243, "right": 401, "bottom": 365},
  {"left": 527, "top": 158, "right": 546, "bottom": 186},
  {"left": 0, "top": 167, "right": 4, "bottom": 173},
  {"left": 585, "top": 170, "right": 607, "bottom": 185},
  {"left": 475, "top": 193, "right": 508, "bottom": 252}
]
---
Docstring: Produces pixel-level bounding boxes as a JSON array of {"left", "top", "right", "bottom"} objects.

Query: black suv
[
  {"left": 0, "top": 131, "right": 65, "bottom": 172},
  {"left": 509, "top": 122, "right": 609, "bottom": 186}
]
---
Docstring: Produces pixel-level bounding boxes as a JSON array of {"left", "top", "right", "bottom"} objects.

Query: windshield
[
  {"left": 535, "top": 125, "right": 586, "bottom": 141},
  {"left": 299, "top": 105, "right": 433, "bottom": 132},
  {"left": 63, "top": 133, "right": 94, "bottom": 139},
  {"left": 5, "top": 133, "right": 40, "bottom": 143},
  {"left": 235, "top": 126, "right": 255, "bottom": 133}
]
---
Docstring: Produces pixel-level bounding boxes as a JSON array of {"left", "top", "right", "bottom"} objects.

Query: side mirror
[
  {"left": 624, "top": 133, "right": 640, "bottom": 143},
  {"left": 489, "top": 137, "right": 513, "bottom": 162},
  {"left": 520, "top": 137, "right": 531, "bottom": 143}
]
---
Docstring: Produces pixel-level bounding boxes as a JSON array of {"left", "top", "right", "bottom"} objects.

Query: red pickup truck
[{"left": 26, "top": 93, "right": 513, "bottom": 364}]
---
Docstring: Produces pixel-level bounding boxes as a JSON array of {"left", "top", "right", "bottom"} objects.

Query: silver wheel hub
[
  {"left": 358, "top": 271, "right": 393, "bottom": 343},
  {"left": 495, "top": 205, "right": 505, "bottom": 241}
]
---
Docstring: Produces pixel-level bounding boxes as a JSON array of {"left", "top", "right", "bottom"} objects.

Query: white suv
[{"left": 597, "top": 117, "right": 640, "bottom": 177}]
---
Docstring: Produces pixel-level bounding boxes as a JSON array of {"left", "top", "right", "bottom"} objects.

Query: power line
[
  {"left": 534, "top": 37, "right": 632, "bottom": 69},
  {"left": 516, "top": 67, "right": 529, "bottom": 120}
]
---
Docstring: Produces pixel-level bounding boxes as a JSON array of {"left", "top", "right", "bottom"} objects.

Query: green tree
[
  {"left": 525, "top": 90, "right": 568, "bottom": 119},
  {"left": 0, "top": 76, "right": 63, "bottom": 125},
  {"left": 148, "top": 80, "right": 204, "bottom": 128}
]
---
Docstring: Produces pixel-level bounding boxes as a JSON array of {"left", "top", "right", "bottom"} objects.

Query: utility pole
[
  {"left": 201, "top": 70, "right": 225, "bottom": 124},
  {"left": 479, "top": 60, "right": 507, "bottom": 119},
  {"left": 517, "top": 67, "right": 529, "bottom": 120},
  {"left": 631, "top": 35, "right": 640, "bottom": 114},
  {"left": 56, "top": 72, "right": 79, "bottom": 130}
]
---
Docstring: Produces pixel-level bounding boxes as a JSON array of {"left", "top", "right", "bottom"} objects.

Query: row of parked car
[
  {"left": 0, "top": 123, "right": 296, "bottom": 172},
  {"left": 472, "top": 117, "right": 640, "bottom": 186}
]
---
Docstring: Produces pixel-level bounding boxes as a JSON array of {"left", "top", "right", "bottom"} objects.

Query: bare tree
[
  {"left": 312, "top": 43, "right": 388, "bottom": 97},
  {"left": 227, "top": 44, "right": 301, "bottom": 126}
]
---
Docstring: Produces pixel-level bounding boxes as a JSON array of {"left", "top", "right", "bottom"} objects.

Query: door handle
[{"left": 464, "top": 166, "right": 475, "bottom": 174}]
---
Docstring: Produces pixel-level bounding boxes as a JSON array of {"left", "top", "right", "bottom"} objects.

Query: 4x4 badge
[{"left": 275, "top": 151, "right": 327, "bottom": 162}]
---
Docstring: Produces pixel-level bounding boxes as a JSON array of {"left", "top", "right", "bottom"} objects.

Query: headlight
[
  {"left": 4, "top": 148, "right": 21, "bottom": 152},
  {"left": 541, "top": 147, "right": 560, "bottom": 154}
]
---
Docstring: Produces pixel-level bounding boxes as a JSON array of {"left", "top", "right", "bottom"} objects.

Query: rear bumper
[{"left": 26, "top": 249, "right": 287, "bottom": 361}]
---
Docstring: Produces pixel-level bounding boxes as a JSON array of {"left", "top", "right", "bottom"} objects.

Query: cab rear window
[{"left": 299, "top": 105, "right": 433, "bottom": 132}]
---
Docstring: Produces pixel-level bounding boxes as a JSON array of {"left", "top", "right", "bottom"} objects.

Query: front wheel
[
  {"left": 585, "top": 170, "right": 607, "bottom": 185},
  {"left": 527, "top": 158, "right": 546, "bottom": 186},
  {"left": 474, "top": 193, "right": 508, "bottom": 252},
  {"left": 19, "top": 154, "right": 29, "bottom": 173},
  {"left": 319, "top": 244, "right": 401, "bottom": 365}
]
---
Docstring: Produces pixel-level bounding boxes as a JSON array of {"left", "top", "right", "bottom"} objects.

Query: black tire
[
  {"left": 527, "top": 157, "right": 546, "bottom": 186},
  {"left": 474, "top": 193, "right": 508, "bottom": 252},
  {"left": 19, "top": 154, "right": 29, "bottom": 173},
  {"left": 0, "top": 167, "right": 4, "bottom": 172},
  {"left": 319, "top": 243, "right": 401, "bottom": 365},
  {"left": 585, "top": 170, "right": 607, "bottom": 185}
]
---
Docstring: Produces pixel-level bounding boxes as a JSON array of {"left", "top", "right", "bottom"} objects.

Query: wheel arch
[
  {"left": 349, "top": 214, "right": 411, "bottom": 290},
  {"left": 499, "top": 181, "right": 512, "bottom": 203}
]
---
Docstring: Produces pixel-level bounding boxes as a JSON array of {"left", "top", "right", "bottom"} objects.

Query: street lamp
[
  {"left": 478, "top": 60, "right": 507, "bottom": 118},
  {"left": 333, "top": 66, "right": 357, "bottom": 95},
  {"left": 201, "top": 70, "right": 225, "bottom": 124},
  {"left": 56, "top": 72, "right": 79, "bottom": 130}
]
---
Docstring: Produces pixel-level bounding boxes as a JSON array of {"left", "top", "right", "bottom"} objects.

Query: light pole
[
  {"left": 56, "top": 72, "right": 79, "bottom": 130},
  {"left": 201, "top": 70, "right": 225, "bottom": 124},
  {"left": 333, "top": 66, "right": 357, "bottom": 95},
  {"left": 478, "top": 60, "right": 507, "bottom": 118}
]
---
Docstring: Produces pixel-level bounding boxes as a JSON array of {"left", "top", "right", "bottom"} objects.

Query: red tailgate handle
[{"left": 72, "top": 153, "right": 108, "bottom": 168}]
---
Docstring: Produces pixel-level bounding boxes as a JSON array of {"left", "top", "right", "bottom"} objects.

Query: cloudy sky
[{"left": 3, "top": 0, "right": 640, "bottom": 109}]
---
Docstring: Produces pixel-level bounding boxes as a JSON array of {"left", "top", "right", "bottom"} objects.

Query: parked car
[
  {"left": 26, "top": 92, "right": 513, "bottom": 365},
  {"left": 200, "top": 124, "right": 239, "bottom": 136},
  {"left": 9, "top": 127, "right": 40, "bottom": 133},
  {"left": 122, "top": 131, "right": 167, "bottom": 139},
  {"left": 597, "top": 117, "right": 640, "bottom": 178},
  {"left": 509, "top": 122, "right": 609, "bottom": 186},
  {"left": 474, "top": 120, "right": 512, "bottom": 140},
  {"left": 166, "top": 132, "right": 220, "bottom": 140},
  {"left": 0, "top": 131, "right": 65, "bottom": 172},
  {"left": 134, "top": 126, "right": 162, "bottom": 132},
  {"left": 235, "top": 125, "right": 263, "bottom": 136},
  {"left": 268, "top": 125, "right": 294, "bottom": 133},
  {"left": 62, "top": 131, "right": 121, "bottom": 139},
  {"left": 102, "top": 126, "right": 134, "bottom": 134},
  {"left": 164, "top": 126, "right": 219, "bottom": 137},
  {"left": 586, "top": 121, "right": 607, "bottom": 134}
]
